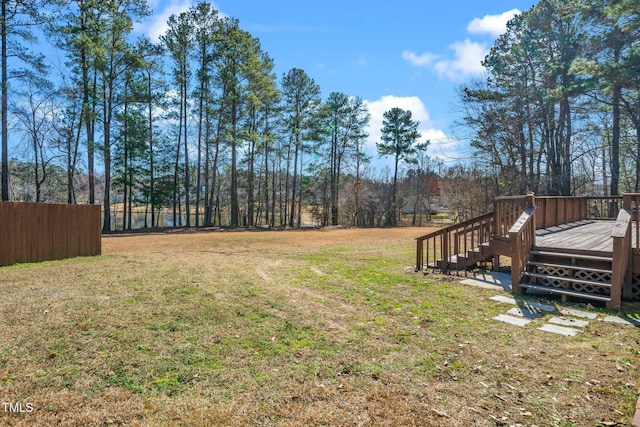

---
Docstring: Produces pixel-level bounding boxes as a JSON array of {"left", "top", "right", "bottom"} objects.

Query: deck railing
[
  {"left": 533, "top": 196, "right": 622, "bottom": 229},
  {"left": 586, "top": 196, "right": 622, "bottom": 220},
  {"left": 509, "top": 205, "right": 536, "bottom": 294},
  {"left": 494, "top": 196, "right": 531, "bottom": 237},
  {"left": 415, "top": 211, "right": 493, "bottom": 272}
]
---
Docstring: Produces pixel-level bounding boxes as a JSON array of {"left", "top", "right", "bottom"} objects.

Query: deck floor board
[{"left": 535, "top": 220, "right": 636, "bottom": 253}]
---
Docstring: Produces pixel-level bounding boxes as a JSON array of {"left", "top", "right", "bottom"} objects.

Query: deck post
[
  {"left": 494, "top": 199, "right": 501, "bottom": 237},
  {"left": 509, "top": 206, "right": 536, "bottom": 295},
  {"left": 526, "top": 193, "right": 536, "bottom": 247},
  {"left": 416, "top": 238, "right": 423, "bottom": 271},
  {"left": 441, "top": 231, "right": 449, "bottom": 273},
  {"left": 511, "top": 232, "right": 523, "bottom": 294},
  {"left": 610, "top": 208, "right": 631, "bottom": 310}
]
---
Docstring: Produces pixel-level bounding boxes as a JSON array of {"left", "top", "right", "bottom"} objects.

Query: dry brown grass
[{"left": 0, "top": 227, "right": 638, "bottom": 426}]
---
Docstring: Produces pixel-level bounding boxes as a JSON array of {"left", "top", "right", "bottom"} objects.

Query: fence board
[{"left": 0, "top": 202, "right": 101, "bottom": 266}]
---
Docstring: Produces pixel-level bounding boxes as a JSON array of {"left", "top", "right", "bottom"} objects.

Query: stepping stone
[
  {"left": 489, "top": 296, "right": 555, "bottom": 313},
  {"left": 494, "top": 314, "right": 531, "bottom": 327},
  {"left": 507, "top": 307, "right": 543, "bottom": 319},
  {"left": 461, "top": 272, "right": 512, "bottom": 291},
  {"left": 548, "top": 316, "right": 589, "bottom": 328},
  {"left": 603, "top": 316, "right": 640, "bottom": 326},
  {"left": 538, "top": 324, "right": 580, "bottom": 336},
  {"left": 559, "top": 307, "right": 598, "bottom": 319},
  {"left": 520, "top": 300, "right": 555, "bottom": 313},
  {"left": 490, "top": 295, "right": 517, "bottom": 305}
]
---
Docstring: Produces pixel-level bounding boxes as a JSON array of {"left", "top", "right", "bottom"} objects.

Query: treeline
[
  {"left": 0, "top": 0, "right": 443, "bottom": 230},
  {"left": 2, "top": 0, "right": 638, "bottom": 231},
  {"left": 458, "top": 0, "right": 640, "bottom": 197}
]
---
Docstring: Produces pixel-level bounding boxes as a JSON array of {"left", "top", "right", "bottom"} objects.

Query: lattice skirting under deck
[
  {"left": 532, "top": 266, "right": 611, "bottom": 297},
  {"left": 532, "top": 266, "right": 640, "bottom": 301}
]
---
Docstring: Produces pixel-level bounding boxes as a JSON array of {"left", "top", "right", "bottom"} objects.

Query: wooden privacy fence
[{"left": 0, "top": 202, "right": 101, "bottom": 266}]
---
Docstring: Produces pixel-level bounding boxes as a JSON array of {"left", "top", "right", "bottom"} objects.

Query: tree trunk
[
  {"left": 230, "top": 98, "right": 239, "bottom": 227},
  {"left": 289, "top": 141, "right": 299, "bottom": 227},
  {"left": 183, "top": 67, "right": 190, "bottom": 227},
  {"left": 1, "top": 0, "right": 7, "bottom": 201},
  {"left": 147, "top": 71, "right": 154, "bottom": 228}
]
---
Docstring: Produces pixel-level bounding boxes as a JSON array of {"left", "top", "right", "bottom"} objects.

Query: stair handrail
[
  {"left": 415, "top": 211, "right": 493, "bottom": 272},
  {"left": 622, "top": 193, "right": 640, "bottom": 254},
  {"left": 494, "top": 195, "right": 532, "bottom": 237},
  {"left": 509, "top": 205, "right": 536, "bottom": 294},
  {"left": 610, "top": 207, "right": 632, "bottom": 310}
]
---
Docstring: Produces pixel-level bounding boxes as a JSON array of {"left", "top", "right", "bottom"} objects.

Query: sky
[{"left": 133, "top": 0, "right": 539, "bottom": 167}]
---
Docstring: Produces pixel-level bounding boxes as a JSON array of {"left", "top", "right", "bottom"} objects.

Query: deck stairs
[
  {"left": 436, "top": 242, "right": 493, "bottom": 271},
  {"left": 519, "top": 248, "right": 614, "bottom": 304}
]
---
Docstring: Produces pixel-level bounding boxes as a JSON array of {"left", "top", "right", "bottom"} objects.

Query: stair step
[
  {"left": 522, "top": 271, "right": 612, "bottom": 288},
  {"left": 527, "top": 260, "right": 612, "bottom": 275},
  {"left": 529, "top": 249, "right": 612, "bottom": 263},
  {"left": 519, "top": 283, "right": 611, "bottom": 302}
]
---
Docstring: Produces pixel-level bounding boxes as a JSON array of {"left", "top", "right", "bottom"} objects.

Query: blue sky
[{"left": 133, "top": 0, "right": 538, "bottom": 166}]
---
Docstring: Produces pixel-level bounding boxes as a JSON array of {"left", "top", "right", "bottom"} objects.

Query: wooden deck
[
  {"left": 416, "top": 194, "right": 640, "bottom": 308},
  {"left": 535, "top": 220, "right": 637, "bottom": 254}
]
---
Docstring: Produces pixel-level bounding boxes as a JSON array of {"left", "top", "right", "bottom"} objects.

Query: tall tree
[
  {"left": 473, "top": 0, "right": 586, "bottom": 196},
  {"left": 135, "top": 36, "right": 164, "bottom": 227},
  {"left": 376, "top": 107, "right": 421, "bottom": 226},
  {"left": 53, "top": 72, "right": 84, "bottom": 204},
  {"left": 50, "top": 0, "right": 104, "bottom": 205},
  {"left": 322, "top": 92, "right": 369, "bottom": 225},
  {"left": 281, "top": 67, "right": 321, "bottom": 228},
  {"left": 215, "top": 19, "right": 263, "bottom": 226},
  {"left": 189, "top": 2, "right": 219, "bottom": 226},
  {"left": 1, "top": 0, "right": 46, "bottom": 200},
  {"left": 98, "top": 0, "right": 148, "bottom": 232},
  {"left": 162, "top": 10, "right": 193, "bottom": 227},
  {"left": 12, "top": 73, "right": 55, "bottom": 202}
]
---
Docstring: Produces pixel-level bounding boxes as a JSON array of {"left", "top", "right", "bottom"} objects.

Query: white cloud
[
  {"left": 401, "top": 50, "right": 439, "bottom": 67},
  {"left": 401, "top": 8, "right": 520, "bottom": 81},
  {"left": 134, "top": 0, "right": 227, "bottom": 43},
  {"left": 433, "top": 39, "right": 488, "bottom": 81},
  {"left": 466, "top": 9, "right": 521, "bottom": 37},
  {"left": 134, "top": 0, "right": 193, "bottom": 42}
]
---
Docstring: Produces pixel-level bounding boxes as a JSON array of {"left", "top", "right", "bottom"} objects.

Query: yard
[{"left": 0, "top": 227, "right": 638, "bottom": 426}]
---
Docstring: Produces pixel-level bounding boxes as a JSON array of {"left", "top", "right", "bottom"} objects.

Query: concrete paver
[
  {"left": 507, "top": 307, "right": 543, "bottom": 319},
  {"left": 558, "top": 307, "right": 599, "bottom": 319},
  {"left": 548, "top": 316, "right": 589, "bottom": 328},
  {"left": 493, "top": 314, "right": 532, "bottom": 327},
  {"left": 603, "top": 316, "right": 640, "bottom": 326},
  {"left": 521, "top": 300, "right": 555, "bottom": 313},
  {"left": 490, "top": 295, "right": 517, "bottom": 305},
  {"left": 537, "top": 324, "right": 580, "bottom": 336}
]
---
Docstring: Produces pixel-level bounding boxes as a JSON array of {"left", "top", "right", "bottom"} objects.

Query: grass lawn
[{"left": 0, "top": 227, "right": 638, "bottom": 426}]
